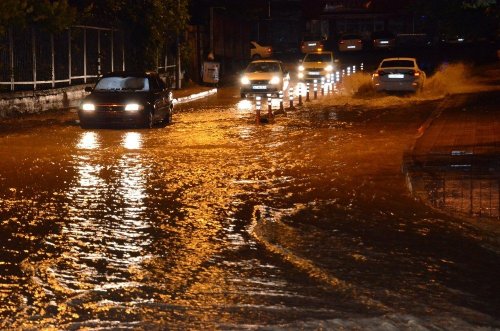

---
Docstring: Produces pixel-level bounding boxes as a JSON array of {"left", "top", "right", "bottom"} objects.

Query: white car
[
  {"left": 240, "top": 60, "right": 290, "bottom": 98},
  {"left": 298, "top": 51, "right": 337, "bottom": 82},
  {"left": 250, "top": 41, "right": 273, "bottom": 60},
  {"left": 338, "top": 34, "right": 363, "bottom": 52},
  {"left": 300, "top": 35, "right": 325, "bottom": 53},
  {"left": 372, "top": 57, "right": 426, "bottom": 93},
  {"left": 372, "top": 31, "right": 396, "bottom": 50}
]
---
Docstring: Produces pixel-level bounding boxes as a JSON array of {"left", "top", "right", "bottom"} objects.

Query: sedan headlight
[
  {"left": 240, "top": 76, "right": 250, "bottom": 85},
  {"left": 298, "top": 65, "right": 304, "bottom": 71},
  {"left": 81, "top": 103, "right": 95, "bottom": 111},
  {"left": 269, "top": 76, "right": 280, "bottom": 85},
  {"left": 325, "top": 65, "right": 333, "bottom": 72},
  {"left": 125, "top": 103, "right": 144, "bottom": 111}
]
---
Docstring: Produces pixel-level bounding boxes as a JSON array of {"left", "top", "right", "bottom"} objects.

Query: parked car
[
  {"left": 372, "top": 57, "right": 426, "bottom": 93},
  {"left": 338, "top": 34, "right": 363, "bottom": 51},
  {"left": 297, "top": 51, "right": 337, "bottom": 82},
  {"left": 78, "top": 71, "right": 173, "bottom": 129},
  {"left": 372, "top": 31, "right": 396, "bottom": 50},
  {"left": 240, "top": 60, "right": 290, "bottom": 98},
  {"left": 250, "top": 41, "right": 273, "bottom": 60},
  {"left": 300, "top": 34, "right": 325, "bottom": 53}
]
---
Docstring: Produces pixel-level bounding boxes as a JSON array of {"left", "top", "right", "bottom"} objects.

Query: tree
[
  {"left": 71, "top": 0, "right": 190, "bottom": 70},
  {"left": 0, "top": 0, "right": 76, "bottom": 33}
]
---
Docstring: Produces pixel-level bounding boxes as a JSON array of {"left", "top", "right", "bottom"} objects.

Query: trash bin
[{"left": 202, "top": 61, "right": 220, "bottom": 85}]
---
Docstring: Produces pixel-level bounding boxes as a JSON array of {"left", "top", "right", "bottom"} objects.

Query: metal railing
[
  {"left": 427, "top": 175, "right": 499, "bottom": 220},
  {"left": 0, "top": 25, "right": 126, "bottom": 91}
]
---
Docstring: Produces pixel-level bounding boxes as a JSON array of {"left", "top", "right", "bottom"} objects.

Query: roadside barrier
[{"left": 255, "top": 96, "right": 261, "bottom": 124}]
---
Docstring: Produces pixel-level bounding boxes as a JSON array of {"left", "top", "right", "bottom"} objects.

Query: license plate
[
  {"left": 252, "top": 85, "right": 267, "bottom": 90},
  {"left": 388, "top": 74, "right": 404, "bottom": 79},
  {"left": 347, "top": 45, "right": 356, "bottom": 49},
  {"left": 380, "top": 41, "right": 389, "bottom": 44},
  {"left": 308, "top": 43, "right": 316, "bottom": 46},
  {"left": 308, "top": 71, "right": 320, "bottom": 75}
]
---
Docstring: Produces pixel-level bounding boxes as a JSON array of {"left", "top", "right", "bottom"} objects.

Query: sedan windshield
[
  {"left": 381, "top": 60, "right": 415, "bottom": 68},
  {"left": 304, "top": 53, "right": 332, "bottom": 62},
  {"left": 246, "top": 62, "right": 280, "bottom": 73},
  {"left": 95, "top": 77, "right": 150, "bottom": 91}
]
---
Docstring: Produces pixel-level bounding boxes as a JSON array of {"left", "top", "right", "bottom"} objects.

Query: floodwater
[{"left": 0, "top": 64, "right": 499, "bottom": 329}]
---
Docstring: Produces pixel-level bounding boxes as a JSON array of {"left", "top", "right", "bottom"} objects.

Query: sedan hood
[{"left": 82, "top": 91, "right": 150, "bottom": 105}]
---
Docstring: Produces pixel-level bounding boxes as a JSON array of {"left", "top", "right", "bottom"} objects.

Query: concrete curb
[{"left": 174, "top": 88, "right": 217, "bottom": 104}]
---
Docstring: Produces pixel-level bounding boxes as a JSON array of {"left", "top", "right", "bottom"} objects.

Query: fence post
[
  {"left": 51, "top": 33, "right": 55, "bottom": 88},
  {"left": 111, "top": 29, "right": 114, "bottom": 72},
  {"left": 9, "top": 27, "right": 14, "bottom": 91},
  {"left": 32, "top": 27, "right": 37, "bottom": 90},
  {"left": 84, "top": 27, "right": 87, "bottom": 83},
  {"left": 122, "top": 32, "right": 125, "bottom": 71},
  {"left": 68, "top": 28, "right": 72, "bottom": 85}
]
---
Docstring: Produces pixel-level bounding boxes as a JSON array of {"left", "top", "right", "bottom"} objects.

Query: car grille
[
  {"left": 250, "top": 80, "right": 269, "bottom": 84},
  {"left": 95, "top": 104, "right": 125, "bottom": 112},
  {"left": 305, "top": 67, "right": 324, "bottom": 72}
]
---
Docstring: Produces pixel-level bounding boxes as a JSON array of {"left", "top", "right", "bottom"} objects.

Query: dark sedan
[{"left": 78, "top": 71, "right": 173, "bottom": 129}]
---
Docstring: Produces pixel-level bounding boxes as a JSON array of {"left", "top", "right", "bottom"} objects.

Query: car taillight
[
  {"left": 340, "top": 41, "right": 344, "bottom": 44},
  {"left": 357, "top": 40, "right": 362, "bottom": 43},
  {"left": 414, "top": 70, "right": 420, "bottom": 77},
  {"left": 267, "top": 48, "right": 272, "bottom": 53}
]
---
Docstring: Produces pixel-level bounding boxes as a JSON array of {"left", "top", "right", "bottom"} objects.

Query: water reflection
[
  {"left": 77, "top": 131, "right": 99, "bottom": 150},
  {"left": 27, "top": 131, "right": 152, "bottom": 319}
]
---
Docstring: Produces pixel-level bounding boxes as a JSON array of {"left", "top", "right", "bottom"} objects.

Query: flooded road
[{"left": 0, "top": 69, "right": 499, "bottom": 329}]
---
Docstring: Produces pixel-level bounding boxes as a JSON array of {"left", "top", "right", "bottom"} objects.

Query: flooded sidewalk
[{"left": 404, "top": 90, "right": 500, "bottom": 227}]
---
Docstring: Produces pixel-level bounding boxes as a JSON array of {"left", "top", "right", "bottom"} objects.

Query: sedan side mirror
[{"left": 84, "top": 86, "right": 93, "bottom": 92}]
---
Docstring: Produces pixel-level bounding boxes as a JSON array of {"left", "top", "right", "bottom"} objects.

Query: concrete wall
[{"left": 0, "top": 85, "right": 91, "bottom": 118}]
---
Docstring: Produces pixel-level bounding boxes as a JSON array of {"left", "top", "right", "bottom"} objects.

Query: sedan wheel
[
  {"left": 144, "top": 110, "right": 153, "bottom": 129},
  {"left": 164, "top": 105, "right": 173, "bottom": 124}
]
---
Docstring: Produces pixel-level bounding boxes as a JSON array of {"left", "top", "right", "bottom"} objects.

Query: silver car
[{"left": 372, "top": 57, "right": 426, "bottom": 93}]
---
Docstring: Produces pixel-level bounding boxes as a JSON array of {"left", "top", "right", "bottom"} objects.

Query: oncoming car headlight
[
  {"left": 240, "top": 76, "right": 250, "bottom": 85},
  {"left": 81, "top": 103, "right": 95, "bottom": 111},
  {"left": 325, "top": 65, "right": 333, "bottom": 72},
  {"left": 125, "top": 103, "right": 144, "bottom": 111},
  {"left": 298, "top": 65, "right": 304, "bottom": 71},
  {"left": 269, "top": 76, "right": 280, "bottom": 85}
]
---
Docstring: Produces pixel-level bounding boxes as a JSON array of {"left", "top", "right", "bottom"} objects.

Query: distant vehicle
[
  {"left": 372, "top": 57, "right": 426, "bottom": 93},
  {"left": 78, "top": 71, "right": 173, "bottom": 129},
  {"left": 240, "top": 60, "right": 290, "bottom": 98},
  {"left": 300, "top": 34, "right": 325, "bottom": 53},
  {"left": 297, "top": 51, "right": 337, "bottom": 82},
  {"left": 250, "top": 41, "right": 273, "bottom": 60},
  {"left": 338, "top": 34, "right": 363, "bottom": 51},
  {"left": 440, "top": 34, "right": 470, "bottom": 44},
  {"left": 372, "top": 31, "right": 396, "bottom": 50}
]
